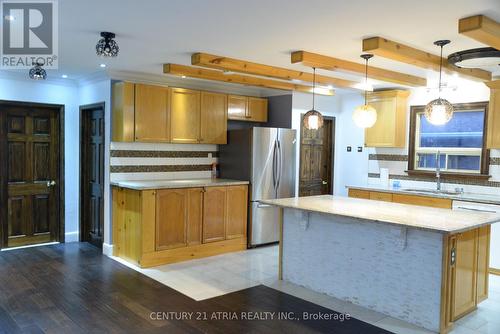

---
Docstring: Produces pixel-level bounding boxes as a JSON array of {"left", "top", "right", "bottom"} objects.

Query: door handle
[
  {"left": 276, "top": 140, "right": 282, "bottom": 190},
  {"left": 47, "top": 180, "right": 56, "bottom": 187},
  {"left": 322, "top": 180, "right": 328, "bottom": 185},
  {"left": 257, "top": 203, "right": 272, "bottom": 208}
]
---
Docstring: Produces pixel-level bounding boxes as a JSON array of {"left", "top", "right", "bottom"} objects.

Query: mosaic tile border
[
  {"left": 368, "top": 173, "right": 500, "bottom": 187},
  {"left": 110, "top": 165, "right": 212, "bottom": 173},
  {"left": 111, "top": 150, "right": 218, "bottom": 158},
  {"left": 368, "top": 154, "right": 408, "bottom": 162}
]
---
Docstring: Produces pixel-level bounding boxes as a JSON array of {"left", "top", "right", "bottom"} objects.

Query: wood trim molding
[
  {"left": 192, "top": 52, "right": 360, "bottom": 90},
  {"left": 490, "top": 268, "right": 500, "bottom": 276},
  {"left": 408, "top": 102, "right": 490, "bottom": 177},
  {"left": 362, "top": 37, "right": 491, "bottom": 82},
  {"left": 459, "top": 15, "right": 500, "bottom": 50},
  {"left": 291, "top": 50, "right": 427, "bottom": 87},
  {"left": 163, "top": 64, "right": 334, "bottom": 96}
]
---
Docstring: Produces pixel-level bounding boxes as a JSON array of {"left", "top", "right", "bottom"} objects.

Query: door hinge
[{"left": 450, "top": 247, "right": 456, "bottom": 266}]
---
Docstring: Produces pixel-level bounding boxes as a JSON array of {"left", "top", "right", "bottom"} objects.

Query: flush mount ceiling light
[
  {"left": 29, "top": 61, "right": 47, "bottom": 80},
  {"left": 303, "top": 67, "right": 324, "bottom": 130},
  {"left": 352, "top": 54, "right": 377, "bottom": 128},
  {"left": 96, "top": 32, "right": 119, "bottom": 57},
  {"left": 448, "top": 47, "right": 500, "bottom": 69},
  {"left": 424, "top": 40, "right": 454, "bottom": 126}
]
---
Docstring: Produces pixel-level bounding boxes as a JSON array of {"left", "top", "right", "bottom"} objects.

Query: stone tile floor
[{"left": 112, "top": 245, "right": 500, "bottom": 333}]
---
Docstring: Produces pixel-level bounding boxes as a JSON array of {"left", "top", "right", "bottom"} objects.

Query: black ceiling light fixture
[
  {"left": 448, "top": 47, "right": 500, "bottom": 69},
  {"left": 29, "top": 61, "right": 47, "bottom": 80},
  {"left": 96, "top": 32, "right": 119, "bottom": 57}
]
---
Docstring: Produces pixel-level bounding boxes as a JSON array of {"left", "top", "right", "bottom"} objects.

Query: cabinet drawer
[
  {"left": 393, "top": 194, "right": 452, "bottom": 209},
  {"left": 348, "top": 189, "right": 370, "bottom": 199},
  {"left": 369, "top": 191, "right": 393, "bottom": 202}
]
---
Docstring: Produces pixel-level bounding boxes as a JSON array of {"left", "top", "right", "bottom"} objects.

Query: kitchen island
[{"left": 261, "top": 195, "right": 500, "bottom": 333}]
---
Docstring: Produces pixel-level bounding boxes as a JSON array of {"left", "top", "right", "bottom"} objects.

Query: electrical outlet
[
  {"left": 347, "top": 146, "right": 352, "bottom": 152},
  {"left": 357, "top": 147, "right": 363, "bottom": 152}
]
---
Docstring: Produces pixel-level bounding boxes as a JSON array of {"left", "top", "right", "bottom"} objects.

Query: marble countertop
[
  {"left": 347, "top": 184, "right": 500, "bottom": 206},
  {"left": 260, "top": 195, "right": 500, "bottom": 234},
  {"left": 111, "top": 178, "right": 249, "bottom": 190}
]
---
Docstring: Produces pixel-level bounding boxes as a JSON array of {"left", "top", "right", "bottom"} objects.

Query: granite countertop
[
  {"left": 111, "top": 178, "right": 249, "bottom": 190},
  {"left": 347, "top": 184, "right": 500, "bottom": 206},
  {"left": 260, "top": 195, "right": 500, "bottom": 234}
]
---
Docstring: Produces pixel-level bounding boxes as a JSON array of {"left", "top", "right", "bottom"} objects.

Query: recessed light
[
  {"left": 327, "top": 85, "right": 333, "bottom": 89},
  {"left": 99, "top": 63, "right": 106, "bottom": 68},
  {"left": 181, "top": 75, "right": 186, "bottom": 78},
  {"left": 4, "top": 15, "right": 15, "bottom": 21},
  {"left": 61, "top": 74, "right": 68, "bottom": 78}
]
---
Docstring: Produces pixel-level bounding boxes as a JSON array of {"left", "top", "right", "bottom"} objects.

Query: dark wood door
[
  {"left": 0, "top": 104, "right": 60, "bottom": 248},
  {"left": 80, "top": 104, "right": 105, "bottom": 248},
  {"left": 299, "top": 117, "right": 334, "bottom": 196}
]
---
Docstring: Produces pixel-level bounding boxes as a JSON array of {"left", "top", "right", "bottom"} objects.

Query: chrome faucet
[{"left": 436, "top": 150, "right": 441, "bottom": 191}]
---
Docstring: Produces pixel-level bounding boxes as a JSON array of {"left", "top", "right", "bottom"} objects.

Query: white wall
[
  {"left": 0, "top": 76, "right": 80, "bottom": 241},
  {"left": 78, "top": 79, "right": 112, "bottom": 250}
]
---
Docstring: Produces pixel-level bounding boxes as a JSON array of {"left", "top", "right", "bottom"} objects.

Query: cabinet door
[
  {"left": 170, "top": 88, "right": 201, "bottom": 143},
  {"left": 112, "top": 82, "right": 135, "bottom": 142},
  {"left": 203, "top": 186, "right": 226, "bottom": 243},
  {"left": 187, "top": 188, "right": 203, "bottom": 246},
  {"left": 248, "top": 97, "right": 268, "bottom": 122},
  {"left": 226, "top": 185, "right": 248, "bottom": 239},
  {"left": 486, "top": 81, "right": 500, "bottom": 148},
  {"left": 365, "top": 96, "right": 397, "bottom": 146},
  {"left": 451, "top": 229, "right": 478, "bottom": 320},
  {"left": 156, "top": 189, "right": 187, "bottom": 250},
  {"left": 135, "top": 84, "right": 170, "bottom": 142},
  {"left": 477, "top": 225, "right": 491, "bottom": 303},
  {"left": 227, "top": 95, "right": 248, "bottom": 120},
  {"left": 200, "top": 92, "right": 227, "bottom": 144}
]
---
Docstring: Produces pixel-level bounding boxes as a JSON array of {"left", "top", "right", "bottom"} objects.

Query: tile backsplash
[{"left": 110, "top": 142, "right": 218, "bottom": 182}]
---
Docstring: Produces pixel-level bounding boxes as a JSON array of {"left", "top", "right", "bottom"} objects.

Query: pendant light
[
  {"left": 29, "top": 61, "right": 47, "bottom": 80},
  {"left": 424, "top": 40, "right": 454, "bottom": 125},
  {"left": 303, "top": 67, "right": 324, "bottom": 130},
  {"left": 96, "top": 32, "right": 119, "bottom": 57},
  {"left": 352, "top": 54, "right": 377, "bottom": 128}
]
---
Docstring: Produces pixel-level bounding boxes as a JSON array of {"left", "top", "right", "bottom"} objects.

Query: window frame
[{"left": 408, "top": 101, "right": 490, "bottom": 179}]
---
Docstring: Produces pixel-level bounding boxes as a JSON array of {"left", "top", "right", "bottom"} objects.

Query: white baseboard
[
  {"left": 65, "top": 231, "right": 79, "bottom": 242},
  {"left": 102, "top": 243, "right": 114, "bottom": 257}
]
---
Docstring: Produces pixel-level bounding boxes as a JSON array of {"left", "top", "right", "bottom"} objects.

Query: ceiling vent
[{"left": 448, "top": 47, "right": 500, "bottom": 69}]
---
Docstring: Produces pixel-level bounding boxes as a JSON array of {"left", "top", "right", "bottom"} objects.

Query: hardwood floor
[{"left": 0, "top": 243, "right": 390, "bottom": 333}]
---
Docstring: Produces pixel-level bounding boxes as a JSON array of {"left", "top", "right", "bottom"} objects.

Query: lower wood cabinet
[
  {"left": 347, "top": 188, "right": 452, "bottom": 209},
  {"left": 112, "top": 184, "right": 248, "bottom": 268}
]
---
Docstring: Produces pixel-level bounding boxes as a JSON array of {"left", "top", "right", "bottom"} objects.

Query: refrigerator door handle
[
  {"left": 272, "top": 139, "right": 277, "bottom": 190},
  {"left": 276, "top": 140, "right": 282, "bottom": 191}
]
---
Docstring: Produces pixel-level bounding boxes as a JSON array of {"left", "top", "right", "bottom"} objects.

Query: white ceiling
[{"left": 9, "top": 0, "right": 500, "bottom": 90}]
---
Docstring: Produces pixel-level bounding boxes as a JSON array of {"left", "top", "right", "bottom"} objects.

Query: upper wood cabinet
[
  {"left": 112, "top": 82, "right": 135, "bottom": 142},
  {"left": 200, "top": 92, "right": 227, "bottom": 144},
  {"left": 364, "top": 90, "right": 409, "bottom": 148},
  {"left": 135, "top": 83, "right": 170, "bottom": 142},
  {"left": 486, "top": 80, "right": 500, "bottom": 149},
  {"left": 170, "top": 88, "right": 201, "bottom": 143},
  {"left": 228, "top": 95, "right": 268, "bottom": 122},
  {"left": 225, "top": 185, "right": 248, "bottom": 239}
]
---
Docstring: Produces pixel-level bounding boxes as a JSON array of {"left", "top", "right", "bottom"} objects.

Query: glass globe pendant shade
[
  {"left": 352, "top": 104, "right": 377, "bottom": 128},
  {"left": 96, "top": 32, "right": 119, "bottom": 57},
  {"left": 29, "top": 63, "right": 47, "bottom": 80},
  {"left": 424, "top": 98, "right": 454, "bottom": 125},
  {"left": 303, "top": 109, "right": 324, "bottom": 130}
]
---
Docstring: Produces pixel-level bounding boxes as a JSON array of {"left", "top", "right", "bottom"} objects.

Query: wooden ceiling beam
[
  {"left": 163, "top": 64, "right": 335, "bottom": 96},
  {"left": 191, "top": 52, "right": 360, "bottom": 90},
  {"left": 362, "top": 37, "right": 492, "bottom": 82},
  {"left": 291, "top": 50, "right": 427, "bottom": 87},
  {"left": 459, "top": 15, "right": 500, "bottom": 50}
]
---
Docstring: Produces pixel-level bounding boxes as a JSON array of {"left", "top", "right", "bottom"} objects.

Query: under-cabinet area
[
  {"left": 112, "top": 81, "right": 268, "bottom": 144},
  {"left": 112, "top": 180, "right": 248, "bottom": 268}
]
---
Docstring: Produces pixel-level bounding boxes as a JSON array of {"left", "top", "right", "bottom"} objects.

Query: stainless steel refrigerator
[{"left": 219, "top": 127, "right": 297, "bottom": 247}]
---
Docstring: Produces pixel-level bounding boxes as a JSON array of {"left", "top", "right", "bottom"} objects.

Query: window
[{"left": 408, "top": 102, "right": 489, "bottom": 176}]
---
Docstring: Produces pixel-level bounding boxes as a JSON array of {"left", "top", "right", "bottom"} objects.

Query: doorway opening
[
  {"left": 0, "top": 101, "right": 64, "bottom": 249},
  {"left": 299, "top": 116, "right": 335, "bottom": 196},
  {"left": 80, "top": 103, "right": 105, "bottom": 248}
]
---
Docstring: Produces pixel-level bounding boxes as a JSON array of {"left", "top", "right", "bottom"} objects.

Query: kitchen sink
[{"left": 401, "top": 188, "right": 463, "bottom": 196}]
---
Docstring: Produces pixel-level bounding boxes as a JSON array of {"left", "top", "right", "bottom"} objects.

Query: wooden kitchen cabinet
[
  {"left": 226, "top": 185, "right": 248, "bottom": 239},
  {"left": 476, "top": 225, "right": 491, "bottom": 303},
  {"left": 369, "top": 191, "right": 392, "bottom": 202},
  {"left": 187, "top": 188, "right": 203, "bottom": 245},
  {"left": 486, "top": 80, "right": 500, "bottom": 148},
  {"left": 348, "top": 188, "right": 453, "bottom": 209},
  {"left": 112, "top": 81, "right": 135, "bottom": 142},
  {"left": 135, "top": 83, "right": 170, "bottom": 142},
  {"left": 348, "top": 188, "right": 370, "bottom": 199},
  {"left": 156, "top": 189, "right": 187, "bottom": 250},
  {"left": 203, "top": 186, "right": 227, "bottom": 243},
  {"left": 228, "top": 95, "right": 268, "bottom": 122},
  {"left": 200, "top": 91, "right": 227, "bottom": 144},
  {"left": 364, "top": 90, "right": 409, "bottom": 148},
  {"left": 170, "top": 88, "right": 201, "bottom": 143}
]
